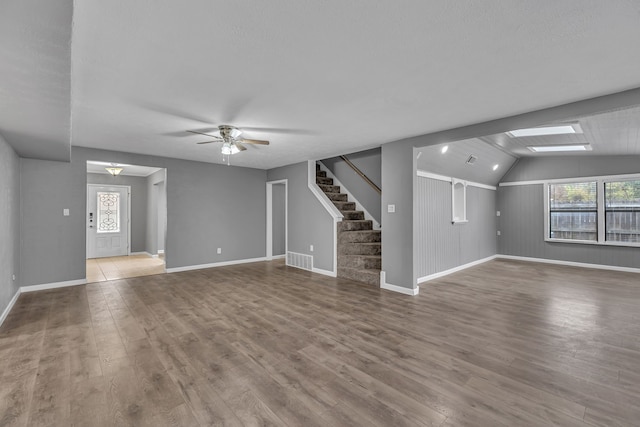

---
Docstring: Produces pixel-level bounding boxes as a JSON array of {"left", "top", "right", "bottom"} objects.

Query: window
[
  {"left": 605, "top": 180, "right": 640, "bottom": 243},
  {"left": 544, "top": 175, "right": 640, "bottom": 247},
  {"left": 548, "top": 182, "right": 597, "bottom": 241}
]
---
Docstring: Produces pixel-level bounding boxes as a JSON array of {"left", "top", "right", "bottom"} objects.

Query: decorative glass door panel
[{"left": 97, "top": 192, "right": 120, "bottom": 233}]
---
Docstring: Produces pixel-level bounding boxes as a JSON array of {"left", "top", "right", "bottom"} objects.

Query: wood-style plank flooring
[{"left": 1, "top": 259, "right": 640, "bottom": 426}]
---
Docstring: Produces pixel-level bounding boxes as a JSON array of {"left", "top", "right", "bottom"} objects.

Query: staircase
[{"left": 316, "top": 163, "right": 381, "bottom": 286}]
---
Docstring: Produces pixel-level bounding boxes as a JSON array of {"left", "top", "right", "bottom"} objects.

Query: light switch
[
  {"left": 310, "top": 245, "right": 314, "bottom": 252},
  {"left": 217, "top": 248, "right": 221, "bottom": 254},
  {"left": 496, "top": 211, "right": 501, "bottom": 217},
  {"left": 387, "top": 204, "right": 395, "bottom": 213},
  {"left": 63, "top": 208, "right": 70, "bottom": 216},
  {"left": 497, "top": 230, "right": 501, "bottom": 236}
]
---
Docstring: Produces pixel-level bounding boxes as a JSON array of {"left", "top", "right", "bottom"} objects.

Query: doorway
[
  {"left": 86, "top": 161, "right": 167, "bottom": 282},
  {"left": 266, "top": 180, "right": 287, "bottom": 259}
]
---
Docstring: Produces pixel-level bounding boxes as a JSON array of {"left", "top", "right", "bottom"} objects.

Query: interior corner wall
[
  {"left": 416, "top": 177, "right": 496, "bottom": 278},
  {"left": 267, "top": 162, "right": 334, "bottom": 271},
  {"left": 19, "top": 147, "right": 267, "bottom": 286},
  {"left": 497, "top": 155, "right": 640, "bottom": 268},
  {"left": 271, "top": 183, "right": 286, "bottom": 256},
  {"left": 0, "top": 135, "right": 20, "bottom": 317},
  {"left": 146, "top": 169, "right": 165, "bottom": 255},
  {"left": 321, "top": 148, "right": 381, "bottom": 224},
  {"left": 87, "top": 173, "right": 148, "bottom": 253}
]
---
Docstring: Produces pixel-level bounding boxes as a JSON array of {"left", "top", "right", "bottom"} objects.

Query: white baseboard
[
  {"left": 270, "top": 254, "right": 286, "bottom": 260},
  {"left": 496, "top": 254, "right": 640, "bottom": 274},
  {"left": 0, "top": 289, "right": 21, "bottom": 328},
  {"left": 312, "top": 267, "right": 337, "bottom": 277},
  {"left": 158, "top": 249, "right": 165, "bottom": 254},
  {"left": 417, "top": 255, "right": 497, "bottom": 284},
  {"left": 130, "top": 251, "right": 155, "bottom": 257},
  {"left": 379, "top": 271, "right": 419, "bottom": 296},
  {"left": 21, "top": 278, "right": 87, "bottom": 293},
  {"left": 166, "top": 257, "right": 268, "bottom": 273}
]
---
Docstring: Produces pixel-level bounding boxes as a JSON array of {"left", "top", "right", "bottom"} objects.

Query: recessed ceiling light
[
  {"left": 507, "top": 124, "right": 582, "bottom": 138},
  {"left": 527, "top": 144, "right": 591, "bottom": 152},
  {"left": 441, "top": 145, "right": 449, "bottom": 154},
  {"left": 492, "top": 164, "right": 499, "bottom": 171}
]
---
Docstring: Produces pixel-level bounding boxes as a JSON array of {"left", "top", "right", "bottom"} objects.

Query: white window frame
[{"left": 543, "top": 174, "right": 640, "bottom": 248}]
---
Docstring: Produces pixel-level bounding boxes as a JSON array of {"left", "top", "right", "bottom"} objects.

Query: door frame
[
  {"left": 86, "top": 184, "right": 132, "bottom": 259},
  {"left": 266, "top": 179, "right": 288, "bottom": 260}
]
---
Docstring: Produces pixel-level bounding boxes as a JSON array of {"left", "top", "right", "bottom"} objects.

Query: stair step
[
  {"left": 316, "top": 170, "right": 327, "bottom": 178},
  {"left": 338, "top": 220, "right": 373, "bottom": 231},
  {"left": 339, "top": 242, "right": 381, "bottom": 256},
  {"left": 318, "top": 184, "right": 340, "bottom": 193},
  {"left": 338, "top": 230, "right": 381, "bottom": 243},
  {"left": 338, "top": 267, "right": 380, "bottom": 286},
  {"left": 316, "top": 176, "right": 333, "bottom": 185},
  {"left": 338, "top": 255, "right": 382, "bottom": 269},
  {"left": 326, "top": 192, "right": 348, "bottom": 202},
  {"left": 333, "top": 201, "right": 356, "bottom": 211},
  {"left": 341, "top": 210, "right": 364, "bottom": 220}
]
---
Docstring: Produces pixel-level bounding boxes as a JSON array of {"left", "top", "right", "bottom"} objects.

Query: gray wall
[
  {"left": 19, "top": 146, "right": 267, "bottom": 286},
  {"left": 267, "top": 162, "right": 334, "bottom": 271},
  {"left": 0, "top": 135, "right": 20, "bottom": 316},
  {"left": 321, "top": 148, "right": 381, "bottom": 224},
  {"left": 146, "top": 170, "right": 166, "bottom": 255},
  {"left": 272, "top": 183, "right": 286, "bottom": 256},
  {"left": 501, "top": 155, "right": 640, "bottom": 182},
  {"left": 497, "top": 155, "right": 640, "bottom": 268},
  {"left": 87, "top": 173, "right": 148, "bottom": 253},
  {"left": 157, "top": 180, "right": 166, "bottom": 252},
  {"left": 416, "top": 177, "right": 496, "bottom": 278}
]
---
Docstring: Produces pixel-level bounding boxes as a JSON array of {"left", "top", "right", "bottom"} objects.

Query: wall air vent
[
  {"left": 286, "top": 251, "right": 313, "bottom": 271},
  {"left": 466, "top": 155, "right": 477, "bottom": 165}
]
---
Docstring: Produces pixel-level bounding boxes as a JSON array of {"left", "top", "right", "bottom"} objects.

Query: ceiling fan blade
[
  {"left": 188, "top": 130, "right": 222, "bottom": 138},
  {"left": 241, "top": 138, "right": 270, "bottom": 145},
  {"left": 234, "top": 142, "right": 247, "bottom": 151},
  {"left": 196, "top": 140, "right": 219, "bottom": 144}
]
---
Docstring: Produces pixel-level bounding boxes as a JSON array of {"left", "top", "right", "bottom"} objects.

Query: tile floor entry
[{"left": 86, "top": 253, "right": 165, "bottom": 283}]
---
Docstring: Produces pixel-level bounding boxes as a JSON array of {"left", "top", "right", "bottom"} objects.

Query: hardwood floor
[{"left": 1, "top": 259, "right": 640, "bottom": 426}]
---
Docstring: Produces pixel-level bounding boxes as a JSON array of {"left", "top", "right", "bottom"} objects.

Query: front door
[{"left": 87, "top": 185, "right": 129, "bottom": 258}]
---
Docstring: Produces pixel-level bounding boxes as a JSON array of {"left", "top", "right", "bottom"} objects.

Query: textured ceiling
[
  {"left": 4, "top": 1, "right": 640, "bottom": 168},
  {"left": 0, "top": 0, "right": 73, "bottom": 161},
  {"left": 481, "top": 104, "right": 640, "bottom": 157}
]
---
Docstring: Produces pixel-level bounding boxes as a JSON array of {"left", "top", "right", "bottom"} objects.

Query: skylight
[
  {"left": 527, "top": 145, "right": 590, "bottom": 153},
  {"left": 507, "top": 124, "right": 581, "bottom": 138}
]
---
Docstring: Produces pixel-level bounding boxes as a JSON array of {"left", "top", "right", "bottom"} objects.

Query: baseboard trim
[
  {"left": 157, "top": 249, "right": 165, "bottom": 254},
  {"left": 418, "top": 255, "right": 497, "bottom": 284},
  {"left": 130, "top": 251, "right": 155, "bottom": 258},
  {"left": 270, "top": 254, "right": 286, "bottom": 260},
  {"left": 166, "top": 257, "right": 268, "bottom": 274},
  {"left": 312, "top": 267, "right": 337, "bottom": 277},
  {"left": 21, "top": 278, "right": 87, "bottom": 293},
  {"left": 379, "top": 271, "right": 419, "bottom": 296},
  {"left": 496, "top": 254, "right": 640, "bottom": 274},
  {"left": 0, "top": 289, "right": 21, "bottom": 329}
]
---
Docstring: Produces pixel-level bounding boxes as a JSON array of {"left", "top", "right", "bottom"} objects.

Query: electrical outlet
[
  {"left": 217, "top": 248, "right": 221, "bottom": 254},
  {"left": 63, "top": 208, "right": 70, "bottom": 216},
  {"left": 496, "top": 211, "right": 501, "bottom": 217},
  {"left": 388, "top": 204, "right": 395, "bottom": 213},
  {"left": 12, "top": 274, "right": 16, "bottom": 281},
  {"left": 497, "top": 230, "right": 501, "bottom": 236},
  {"left": 310, "top": 245, "right": 314, "bottom": 252}
]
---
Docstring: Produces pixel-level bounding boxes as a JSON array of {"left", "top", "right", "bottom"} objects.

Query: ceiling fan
[{"left": 188, "top": 125, "right": 269, "bottom": 163}]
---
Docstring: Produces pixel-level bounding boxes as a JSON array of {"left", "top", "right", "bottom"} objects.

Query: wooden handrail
[{"left": 339, "top": 155, "right": 381, "bottom": 194}]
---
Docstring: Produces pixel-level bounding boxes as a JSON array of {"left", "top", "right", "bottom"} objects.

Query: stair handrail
[{"left": 339, "top": 155, "right": 381, "bottom": 194}]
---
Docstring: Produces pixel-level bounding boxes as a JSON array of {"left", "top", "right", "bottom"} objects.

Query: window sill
[
  {"left": 452, "top": 219, "right": 468, "bottom": 225},
  {"left": 545, "top": 238, "right": 640, "bottom": 248}
]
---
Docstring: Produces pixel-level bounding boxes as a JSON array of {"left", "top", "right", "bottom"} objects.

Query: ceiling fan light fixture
[
  {"left": 221, "top": 142, "right": 240, "bottom": 155},
  {"left": 229, "top": 128, "right": 242, "bottom": 139}
]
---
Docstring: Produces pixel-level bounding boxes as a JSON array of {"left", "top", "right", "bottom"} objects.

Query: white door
[{"left": 87, "top": 185, "right": 130, "bottom": 258}]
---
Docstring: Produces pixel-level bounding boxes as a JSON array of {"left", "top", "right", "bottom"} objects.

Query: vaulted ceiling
[{"left": 2, "top": 1, "right": 640, "bottom": 168}]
